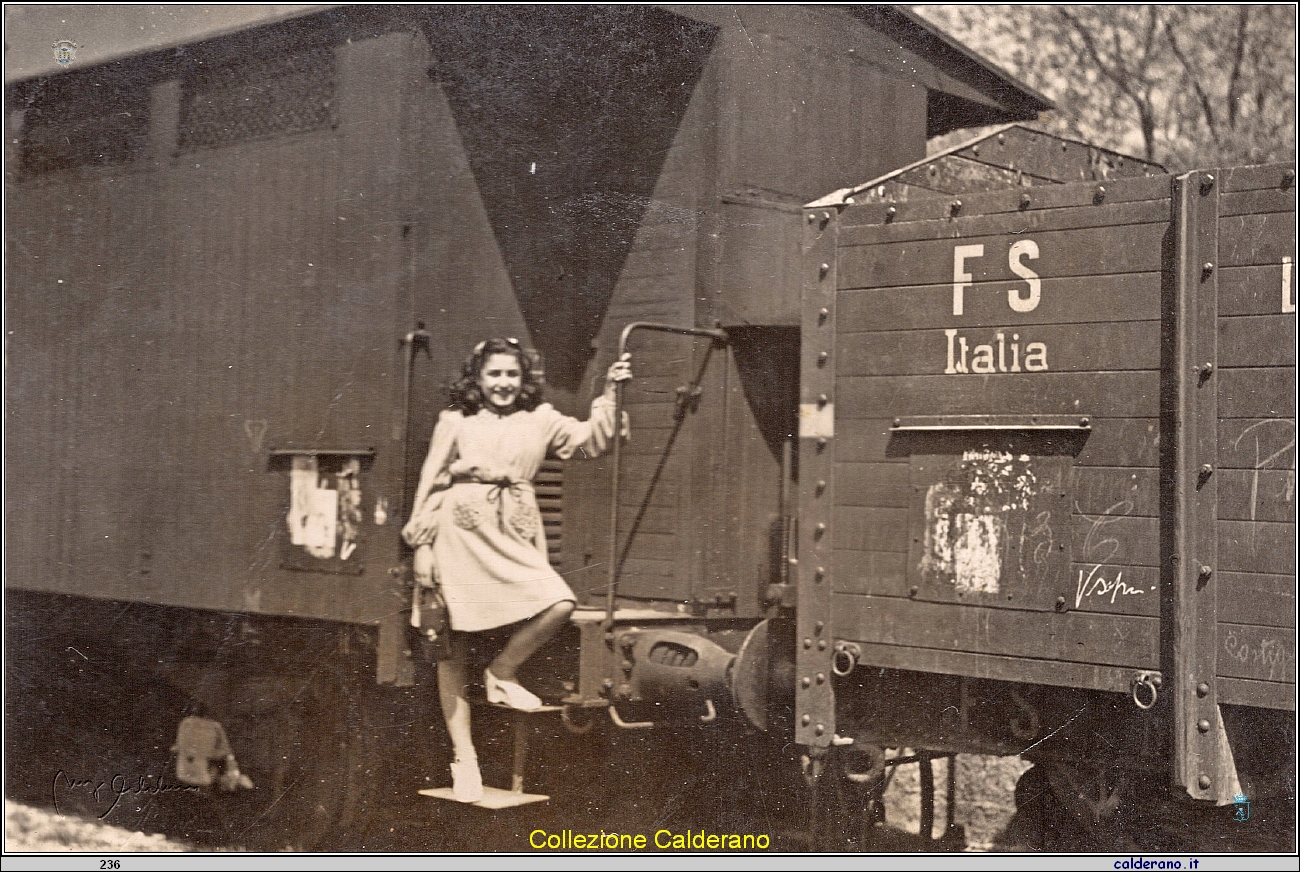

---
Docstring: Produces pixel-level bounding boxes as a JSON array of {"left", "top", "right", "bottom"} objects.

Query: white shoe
[
  {"left": 484, "top": 668, "right": 543, "bottom": 711},
  {"left": 450, "top": 758, "right": 483, "bottom": 803}
]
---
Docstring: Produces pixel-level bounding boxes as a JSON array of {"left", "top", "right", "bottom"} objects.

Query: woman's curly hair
[{"left": 449, "top": 337, "right": 545, "bottom": 414}]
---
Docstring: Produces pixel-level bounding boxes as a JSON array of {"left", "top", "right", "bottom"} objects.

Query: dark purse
[{"left": 411, "top": 584, "right": 453, "bottom": 662}]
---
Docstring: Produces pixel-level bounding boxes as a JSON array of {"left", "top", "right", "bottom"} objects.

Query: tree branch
[
  {"left": 1226, "top": 6, "right": 1249, "bottom": 128},
  {"left": 1163, "top": 16, "right": 1219, "bottom": 145},
  {"left": 1057, "top": 7, "right": 1158, "bottom": 160}
]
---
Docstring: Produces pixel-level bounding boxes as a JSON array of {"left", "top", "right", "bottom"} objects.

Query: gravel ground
[{"left": 5, "top": 800, "right": 195, "bottom": 853}]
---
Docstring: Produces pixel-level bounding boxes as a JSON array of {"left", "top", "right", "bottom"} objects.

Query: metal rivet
[
  {"left": 816, "top": 672, "right": 826, "bottom": 684},
  {"left": 1198, "top": 775, "right": 1211, "bottom": 790},
  {"left": 817, "top": 351, "right": 828, "bottom": 366},
  {"left": 950, "top": 199, "right": 962, "bottom": 215},
  {"left": 815, "top": 621, "right": 824, "bottom": 632},
  {"left": 803, "top": 638, "right": 812, "bottom": 649},
  {"left": 816, "top": 479, "right": 826, "bottom": 494},
  {"left": 1202, "top": 261, "right": 1215, "bottom": 277},
  {"left": 1282, "top": 169, "right": 1296, "bottom": 189},
  {"left": 1197, "top": 682, "right": 1210, "bottom": 698},
  {"left": 801, "top": 715, "right": 811, "bottom": 726},
  {"left": 819, "top": 262, "right": 831, "bottom": 279},
  {"left": 817, "top": 639, "right": 827, "bottom": 651},
  {"left": 814, "top": 523, "right": 826, "bottom": 538},
  {"left": 817, "top": 394, "right": 829, "bottom": 407},
  {"left": 892, "top": 417, "right": 902, "bottom": 427},
  {"left": 1199, "top": 565, "right": 1213, "bottom": 581},
  {"left": 971, "top": 145, "right": 980, "bottom": 156},
  {"left": 814, "top": 723, "right": 825, "bottom": 736},
  {"left": 800, "top": 677, "right": 811, "bottom": 688},
  {"left": 885, "top": 204, "right": 897, "bottom": 220},
  {"left": 1019, "top": 192, "right": 1031, "bottom": 209},
  {"left": 1200, "top": 463, "right": 1214, "bottom": 477},
  {"left": 815, "top": 566, "right": 825, "bottom": 580},
  {"left": 818, "top": 307, "right": 829, "bottom": 323},
  {"left": 844, "top": 197, "right": 856, "bottom": 206},
  {"left": 806, "top": 212, "right": 817, "bottom": 224},
  {"left": 1080, "top": 417, "right": 1090, "bottom": 427},
  {"left": 817, "top": 438, "right": 827, "bottom": 449},
  {"left": 997, "top": 133, "right": 1005, "bottom": 145},
  {"left": 1055, "top": 596, "right": 1066, "bottom": 610},
  {"left": 1198, "top": 719, "right": 1211, "bottom": 733},
  {"left": 909, "top": 586, "right": 918, "bottom": 597},
  {"left": 1201, "top": 174, "right": 1215, "bottom": 194},
  {"left": 1094, "top": 185, "right": 1106, "bottom": 203}
]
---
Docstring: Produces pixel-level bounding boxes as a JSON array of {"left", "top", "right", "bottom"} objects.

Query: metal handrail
[{"left": 604, "top": 322, "right": 728, "bottom": 627}]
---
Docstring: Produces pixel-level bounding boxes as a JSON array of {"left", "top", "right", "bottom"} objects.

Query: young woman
[{"left": 402, "top": 337, "right": 631, "bottom": 801}]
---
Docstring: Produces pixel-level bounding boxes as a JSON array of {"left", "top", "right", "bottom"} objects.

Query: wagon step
[{"left": 418, "top": 705, "right": 560, "bottom": 807}]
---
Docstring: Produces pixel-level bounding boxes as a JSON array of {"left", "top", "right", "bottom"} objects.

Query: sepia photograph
[{"left": 3, "top": 4, "right": 1296, "bottom": 865}]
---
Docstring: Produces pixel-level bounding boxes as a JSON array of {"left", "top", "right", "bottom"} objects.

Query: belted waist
[
  {"left": 449, "top": 473, "right": 533, "bottom": 491},
  {"left": 450, "top": 474, "right": 532, "bottom": 532}
]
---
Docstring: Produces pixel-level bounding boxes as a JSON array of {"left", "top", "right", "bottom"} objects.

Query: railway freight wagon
[
  {"left": 795, "top": 145, "right": 1296, "bottom": 851},
  {"left": 4, "top": 5, "right": 1052, "bottom": 851}
]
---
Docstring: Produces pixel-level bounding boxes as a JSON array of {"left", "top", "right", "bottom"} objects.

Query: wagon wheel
[
  {"left": 220, "top": 665, "right": 386, "bottom": 851},
  {"left": 999, "top": 761, "right": 1136, "bottom": 852}
]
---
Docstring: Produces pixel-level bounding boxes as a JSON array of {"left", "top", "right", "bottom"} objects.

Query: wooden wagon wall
[
  {"left": 4, "top": 23, "right": 540, "bottom": 626},
  {"left": 1213, "top": 164, "right": 1297, "bottom": 709},
  {"left": 812, "top": 165, "right": 1295, "bottom": 709}
]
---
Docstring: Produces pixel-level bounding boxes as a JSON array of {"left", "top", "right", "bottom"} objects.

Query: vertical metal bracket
[
  {"left": 1169, "top": 170, "right": 1225, "bottom": 801},
  {"left": 796, "top": 209, "right": 839, "bottom": 748}
]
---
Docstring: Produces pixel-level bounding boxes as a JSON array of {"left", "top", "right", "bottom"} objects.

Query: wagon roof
[
  {"left": 4, "top": 4, "right": 340, "bottom": 83},
  {"left": 5, "top": 3, "right": 1055, "bottom": 129},
  {"left": 806, "top": 123, "right": 1166, "bottom": 209}
]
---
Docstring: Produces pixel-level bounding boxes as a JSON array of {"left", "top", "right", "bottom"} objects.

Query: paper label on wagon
[
  {"left": 798, "top": 402, "right": 834, "bottom": 439},
  {"left": 287, "top": 456, "right": 338, "bottom": 559}
]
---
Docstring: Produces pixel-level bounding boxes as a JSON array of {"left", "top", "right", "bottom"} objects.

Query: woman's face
[{"left": 477, "top": 352, "right": 523, "bottom": 411}]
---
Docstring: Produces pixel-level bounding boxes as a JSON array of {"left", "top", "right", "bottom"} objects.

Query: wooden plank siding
[
  {"left": 1214, "top": 169, "right": 1296, "bottom": 703},
  {"left": 5, "top": 36, "right": 408, "bottom": 622},
  {"left": 827, "top": 185, "right": 1173, "bottom": 688},
  {"left": 822, "top": 166, "right": 1295, "bottom": 698}
]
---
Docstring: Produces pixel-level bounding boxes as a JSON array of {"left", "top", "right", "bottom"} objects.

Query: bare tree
[{"left": 913, "top": 5, "right": 1296, "bottom": 170}]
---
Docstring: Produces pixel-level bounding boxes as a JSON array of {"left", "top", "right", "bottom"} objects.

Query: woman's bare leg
[
  {"left": 437, "top": 639, "right": 475, "bottom": 761},
  {"left": 486, "top": 600, "right": 575, "bottom": 682}
]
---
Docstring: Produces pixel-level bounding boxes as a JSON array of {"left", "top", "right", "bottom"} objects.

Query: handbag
[{"left": 410, "top": 583, "right": 452, "bottom": 662}]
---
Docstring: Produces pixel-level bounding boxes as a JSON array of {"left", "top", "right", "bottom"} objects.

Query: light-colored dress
[{"left": 404, "top": 398, "right": 617, "bottom": 632}]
